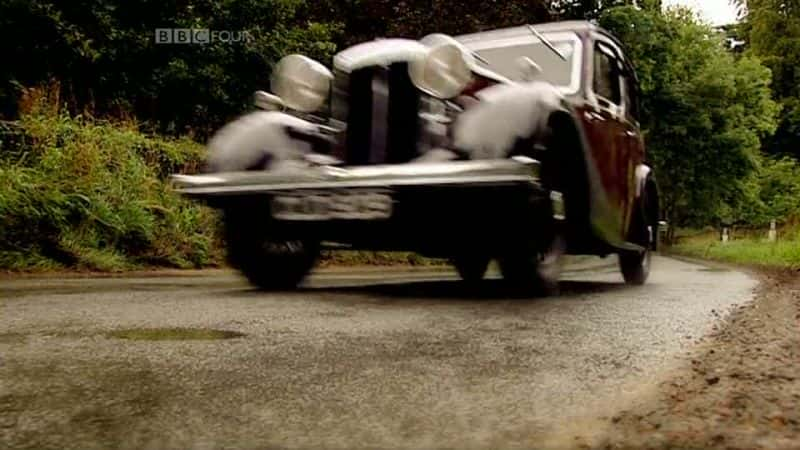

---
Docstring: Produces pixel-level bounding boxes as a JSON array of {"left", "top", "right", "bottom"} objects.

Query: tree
[
  {"left": 0, "top": 0, "right": 559, "bottom": 134},
  {"left": 305, "top": 0, "right": 552, "bottom": 47},
  {"left": 737, "top": 0, "right": 800, "bottom": 159},
  {"left": 718, "top": 156, "right": 800, "bottom": 226},
  {"left": 600, "top": 6, "right": 779, "bottom": 238},
  {"left": 0, "top": 0, "right": 341, "bottom": 136},
  {"left": 549, "top": 0, "right": 660, "bottom": 20}
]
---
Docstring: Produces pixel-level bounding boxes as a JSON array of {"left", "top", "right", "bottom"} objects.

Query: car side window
[
  {"left": 623, "top": 72, "right": 640, "bottom": 123},
  {"left": 592, "top": 43, "right": 621, "bottom": 107}
]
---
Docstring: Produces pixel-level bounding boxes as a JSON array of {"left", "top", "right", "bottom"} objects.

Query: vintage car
[{"left": 171, "top": 20, "right": 660, "bottom": 293}]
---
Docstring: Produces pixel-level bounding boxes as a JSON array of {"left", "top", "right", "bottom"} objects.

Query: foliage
[
  {"left": 0, "top": 0, "right": 795, "bottom": 269},
  {"left": 305, "top": 0, "right": 551, "bottom": 47},
  {"left": 0, "top": 0, "right": 340, "bottom": 137},
  {"left": 757, "top": 158, "right": 800, "bottom": 221},
  {"left": 737, "top": 0, "right": 800, "bottom": 159},
  {"left": 0, "top": 0, "right": 647, "bottom": 135},
  {"left": 0, "top": 90, "right": 221, "bottom": 271},
  {"left": 721, "top": 157, "right": 800, "bottom": 226},
  {"left": 306, "top": 0, "right": 660, "bottom": 47},
  {"left": 600, "top": 6, "right": 779, "bottom": 236},
  {"left": 549, "top": 0, "right": 660, "bottom": 20},
  {"left": 0, "top": 0, "right": 692, "bottom": 140}
]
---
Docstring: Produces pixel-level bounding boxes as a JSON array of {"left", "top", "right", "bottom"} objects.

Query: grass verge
[{"left": 671, "top": 229, "right": 800, "bottom": 270}]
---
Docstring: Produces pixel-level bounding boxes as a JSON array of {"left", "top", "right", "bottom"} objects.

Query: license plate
[{"left": 271, "top": 190, "right": 393, "bottom": 221}]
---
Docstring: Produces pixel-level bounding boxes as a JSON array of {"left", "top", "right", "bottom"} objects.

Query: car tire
[
  {"left": 498, "top": 232, "right": 565, "bottom": 296},
  {"left": 619, "top": 181, "right": 656, "bottom": 286},
  {"left": 452, "top": 255, "right": 490, "bottom": 283},
  {"left": 619, "top": 246, "right": 650, "bottom": 286},
  {"left": 224, "top": 210, "right": 319, "bottom": 290}
]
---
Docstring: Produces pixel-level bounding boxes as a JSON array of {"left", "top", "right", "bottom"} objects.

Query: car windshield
[{"left": 474, "top": 39, "right": 577, "bottom": 87}]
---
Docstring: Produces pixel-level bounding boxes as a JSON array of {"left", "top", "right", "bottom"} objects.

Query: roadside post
[
  {"left": 722, "top": 227, "right": 730, "bottom": 243},
  {"left": 658, "top": 220, "right": 668, "bottom": 249},
  {"left": 768, "top": 220, "right": 777, "bottom": 242}
]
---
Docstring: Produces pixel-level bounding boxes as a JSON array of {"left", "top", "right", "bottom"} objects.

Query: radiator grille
[{"left": 330, "top": 63, "right": 420, "bottom": 165}]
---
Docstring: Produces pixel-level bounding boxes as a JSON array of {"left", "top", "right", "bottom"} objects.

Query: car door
[
  {"left": 581, "top": 39, "right": 627, "bottom": 241},
  {"left": 620, "top": 66, "right": 646, "bottom": 237}
]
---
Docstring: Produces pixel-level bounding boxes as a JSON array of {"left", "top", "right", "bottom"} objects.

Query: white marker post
[
  {"left": 722, "top": 227, "right": 729, "bottom": 243},
  {"left": 768, "top": 220, "right": 777, "bottom": 242}
]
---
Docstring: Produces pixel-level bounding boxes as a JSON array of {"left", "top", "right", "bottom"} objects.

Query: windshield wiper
[
  {"left": 471, "top": 51, "right": 489, "bottom": 65},
  {"left": 527, "top": 25, "right": 567, "bottom": 61}
]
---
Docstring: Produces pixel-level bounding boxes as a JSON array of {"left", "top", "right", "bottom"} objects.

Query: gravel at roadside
[{"left": 570, "top": 268, "right": 800, "bottom": 449}]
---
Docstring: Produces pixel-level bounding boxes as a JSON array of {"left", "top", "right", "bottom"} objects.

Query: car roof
[{"left": 456, "top": 20, "right": 623, "bottom": 49}]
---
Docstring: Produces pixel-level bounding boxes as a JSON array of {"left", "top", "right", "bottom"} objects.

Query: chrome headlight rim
[
  {"left": 270, "top": 54, "right": 333, "bottom": 113},
  {"left": 410, "top": 37, "right": 475, "bottom": 100}
]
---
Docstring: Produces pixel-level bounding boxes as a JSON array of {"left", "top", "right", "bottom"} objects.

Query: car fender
[
  {"left": 207, "top": 111, "right": 317, "bottom": 172},
  {"left": 452, "top": 81, "right": 562, "bottom": 159},
  {"left": 635, "top": 164, "right": 652, "bottom": 198},
  {"left": 452, "top": 81, "right": 625, "bottom": 248},
  {"left": 634, "top": 164, "right": 660, "bottom": 250}
]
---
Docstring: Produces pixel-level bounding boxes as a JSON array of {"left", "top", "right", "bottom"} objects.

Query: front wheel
[
  {"left": 619, "top": 245, "right": 651, "bottom": 285},
  {"left": 224, "top": 211, "right": 319, "bottom": 290},
  {"left": 498, "top": 233, "right": 565, "bottom": 296},
  {"left": 452, "top": 255, "right": 490, "bottom": 283}
]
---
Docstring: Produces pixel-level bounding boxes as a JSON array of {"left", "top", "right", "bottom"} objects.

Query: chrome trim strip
[
  {"left": 174, "top": 159, "right": 540, "bottom": 187},
  {"left": 334, "top": 39, "right": 428, "bottom": 73},
  {"left": 329, "top": 159, "right": 536, "bottom": 177},
  {"left": 176, "top": 175, "right": 539, "bottom": 195}
]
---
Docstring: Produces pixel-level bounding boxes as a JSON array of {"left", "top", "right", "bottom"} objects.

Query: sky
[{"left": 662, "top": 0, "right": 739, "bottom": 26}]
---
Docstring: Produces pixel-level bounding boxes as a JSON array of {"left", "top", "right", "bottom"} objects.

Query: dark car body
[{"left": 173, "top": 20, "right": 659, "bottom": 289}]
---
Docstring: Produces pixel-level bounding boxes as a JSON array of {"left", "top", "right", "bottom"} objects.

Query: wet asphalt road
[{"left": 0, "top": 256, "right": 757, "bottom": 449}]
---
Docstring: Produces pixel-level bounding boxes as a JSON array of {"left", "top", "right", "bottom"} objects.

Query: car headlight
[
  {"left": 409, "top": 41, "right": 474, "bottom": 99},
  {"left": 271, "top": 55, "right": 333, "bottom": 113}
]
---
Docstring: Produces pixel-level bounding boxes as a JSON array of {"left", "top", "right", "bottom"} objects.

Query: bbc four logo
[{"left": 155, "top": 28, "right": 252, "bottom": 44}]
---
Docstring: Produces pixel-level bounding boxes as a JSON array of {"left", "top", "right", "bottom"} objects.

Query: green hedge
[{"left": 0, "top": 107, "right": 221, "bottom": 271}]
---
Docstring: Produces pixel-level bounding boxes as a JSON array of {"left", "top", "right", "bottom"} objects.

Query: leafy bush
[
  {"left": 0, "top": 92, "right": 221, "bottom": 271},
  {"left": 718, "top": 156, "right": 800, "bottom": 227}
]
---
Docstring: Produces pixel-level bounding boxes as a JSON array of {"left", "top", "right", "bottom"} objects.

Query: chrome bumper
[{"left": 171, "top": 158, "right": 541, "bottom": 198}]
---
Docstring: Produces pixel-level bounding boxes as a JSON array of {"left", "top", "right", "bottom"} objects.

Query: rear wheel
[
  {"left": 452, "top": 255, "right": 490, "bottom": 283},
  {"left": 619, "top": 180, "right": 657, "bottom": 285},
  {"left": 224, "top": 210, "right": 319, "bottom": 290}
]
